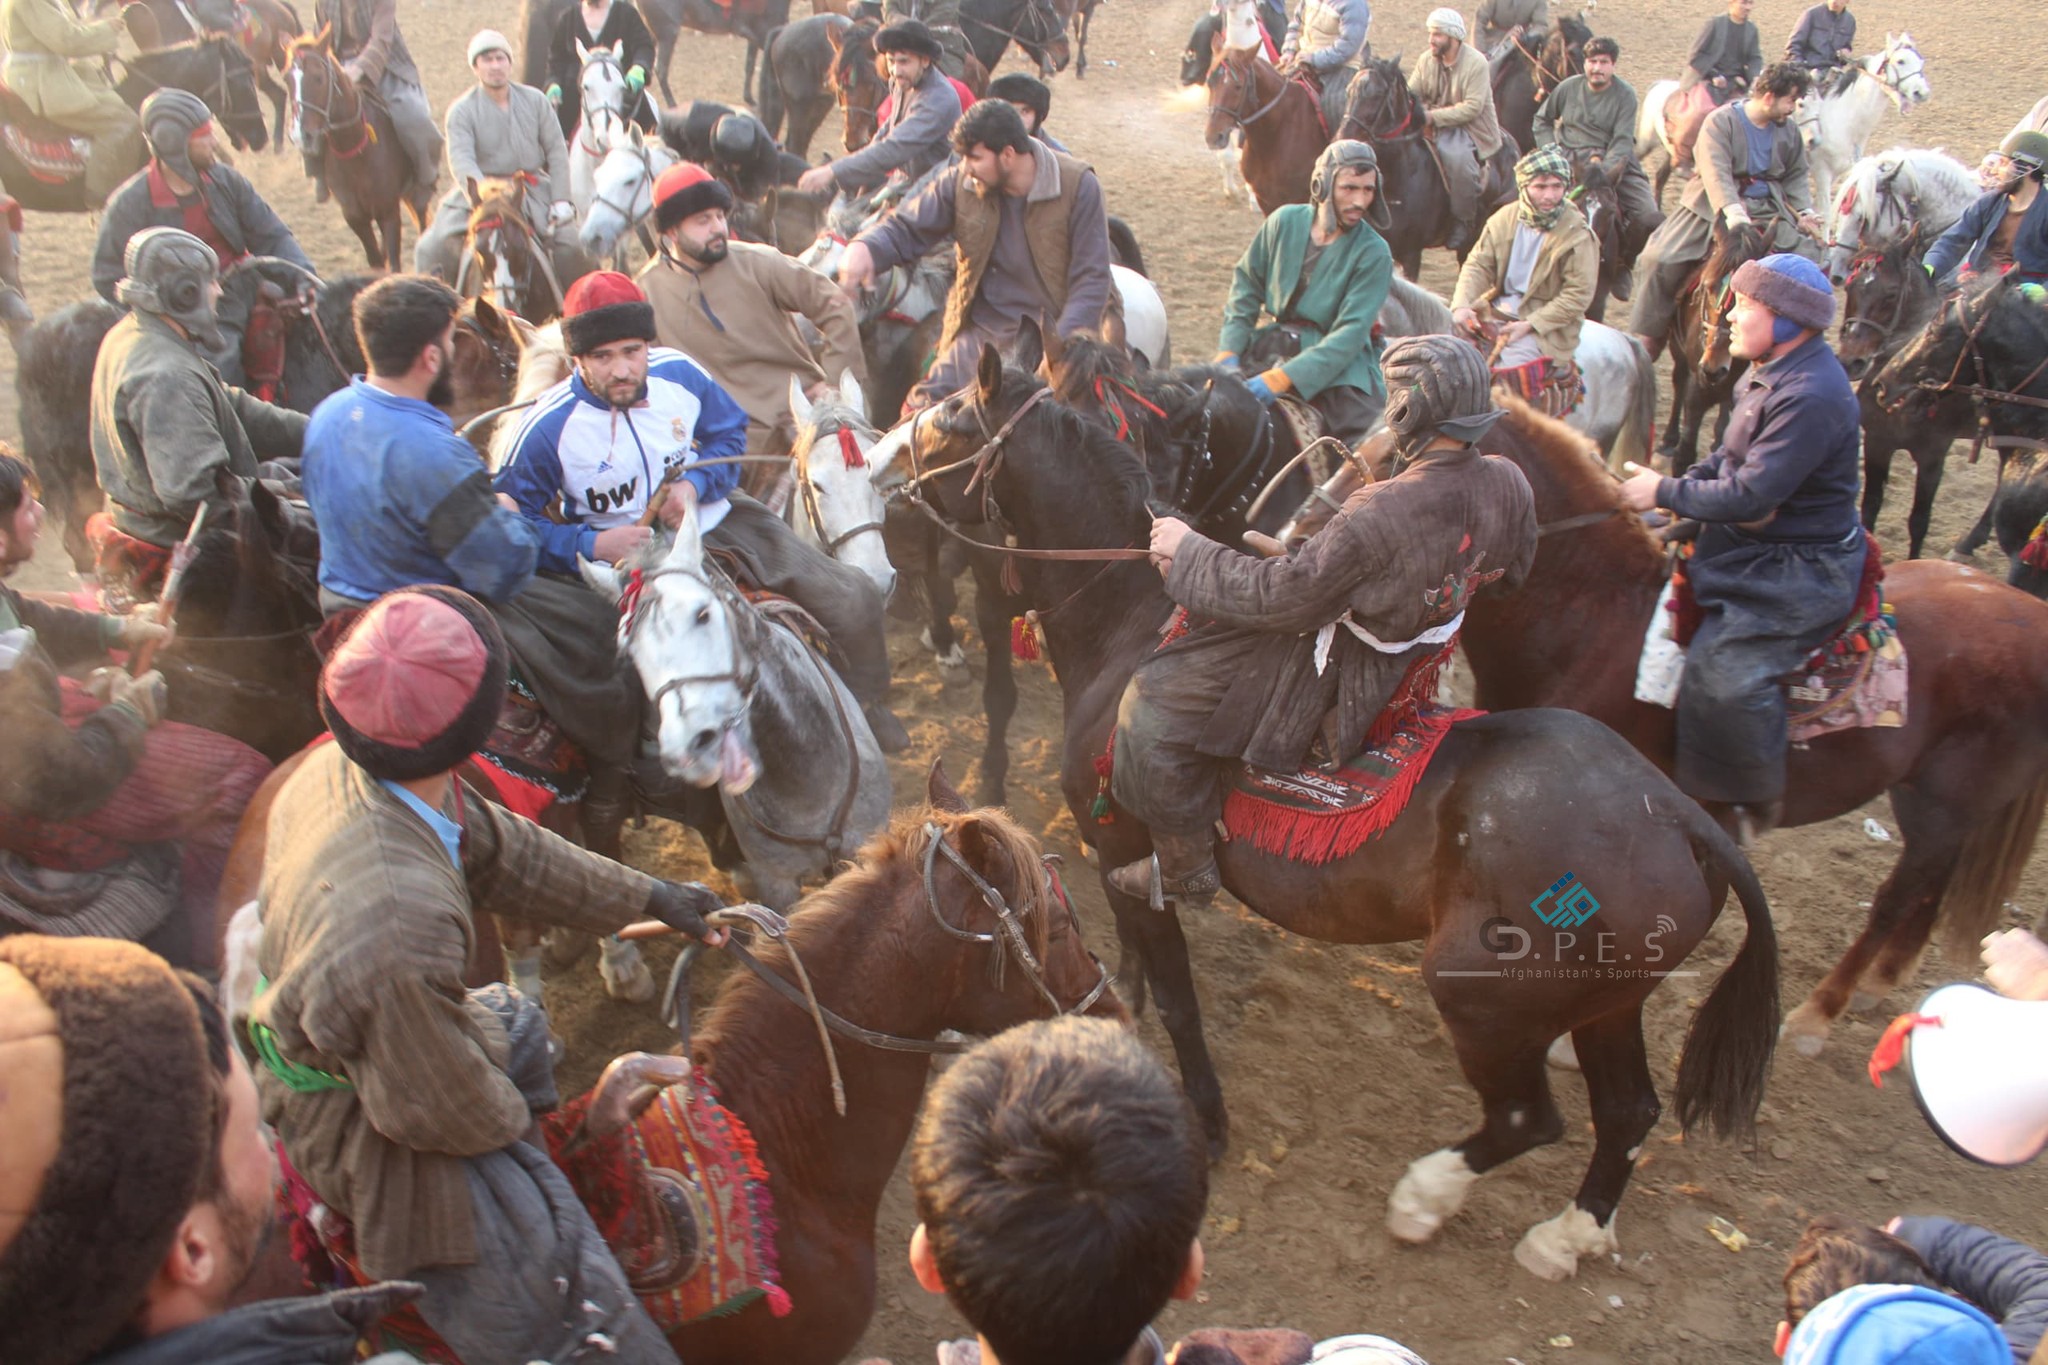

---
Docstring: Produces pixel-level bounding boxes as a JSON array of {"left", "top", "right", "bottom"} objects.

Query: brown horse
[
  {"left": 461, "top": 177, "right": 568, "bottom": 325},
  {"left": 1660, "top": 217, "right": 1768, "bottom": 473},
  {"left": 827, "top": 18, "right": 887, "bottom": 154},
  {"left": 885, "top": 348, "right": 1781, "bottom": 1282},
  {"left": 287, "top": 28, "right": 422, "bottom": 269},
  {"left": 1204, "top": 41, "right": 1327, "bottom": 213},
  {"left": 223, "top": 764, "right": 1119, "bottom": 1365}
]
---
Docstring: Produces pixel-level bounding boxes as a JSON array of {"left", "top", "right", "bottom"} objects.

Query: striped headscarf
[{"left": 1515, "top": 144, "right": 1574, "bottom": 228}]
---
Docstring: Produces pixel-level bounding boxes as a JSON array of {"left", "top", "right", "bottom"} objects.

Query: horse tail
[
  {"left": 1107, "top": 215, "right": 1147, "bottom": 277},
  {"left": 758, "top": 23, "right": 787, "bottom": 140},
  {"left": 1608, "top": 331, "right": 1658, "bottom": 474},
  {"left": 1671, "top": 809, "right": 1780, "bottom": 1142},
  {"left": 1940, "top": 770, "right": 2048, "bottom": 964}
]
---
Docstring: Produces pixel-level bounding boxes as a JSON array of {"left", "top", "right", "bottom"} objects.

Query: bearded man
[
  {"left": 1532, "top": 36, "right": 1662, "bottom": 294},
  {"left": 795, "top": 20, "right": 963, "bottom": 198},
  {"left": 1408, "top": 7, "right": 1505, "bottom": 253},
  {"left": 311, "top": 0, "right": 440, "bottom": 212},
  {"left": 1452, "top": 145, "right": 1599, "bottom": 373},
  {"left": 1104, "top": 338, "right": 1538, "bottom": 909},
  {"left": 1925, "top": 130, "right": 2048, "bottom": 289}
]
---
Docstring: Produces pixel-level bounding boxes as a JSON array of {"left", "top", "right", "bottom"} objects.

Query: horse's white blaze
[
  {"left": 788, "top": 371, "right": 897, "bottom": 597},
  {"left": 289, "top": 63, "right": 306, "bottom": 151},
  {"left": 1385, "top": 1147, "right": 1478, "bottom": 1243},
  {"left": 1515, "top": 1204, "right": 1619, "bottom": 1281}
]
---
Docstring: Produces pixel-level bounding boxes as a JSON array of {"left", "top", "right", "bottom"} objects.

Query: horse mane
[
  {"left": 1385, "top": 274, "right": 1455, "bottom": 332},
  {"left": 999, "top": 365, "right": 1157, "bottom": 532},
  {"left": 1494, "top": 394, "right": 1662, "bottom": 579},
  {"left": 1050, "top": 334, "right": 1132, "bottom": 405},
  {"left": 488, "top": 321, "right": 569, "bottom": 470}
]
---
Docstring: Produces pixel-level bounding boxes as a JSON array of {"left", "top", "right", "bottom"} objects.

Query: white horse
[
  {"left": 567, "top": 42, "right": 633, "bottom": 216},
  {"left": 787, "top": 371, "right": 897, "bottom": 598},
  {"left": 1634, "top": 79, "right": 1682, "bottom": 170},
  {"left": 1797, "top": 33, "right": 1933, "bottom": 215},
  {"left": 580, "top": 503, "right": 892, "bottom": 909},
  {"left": 578, "top": 123, "right": 679, "bottom": 263},
  {"left": 1824, "top": 144, "right": 1977, "bottom": 281}
]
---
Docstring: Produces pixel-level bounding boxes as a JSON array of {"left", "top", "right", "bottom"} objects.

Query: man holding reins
[
  {"left": 1409, "top": 8, "right": 1506, "bottom": 254},
  {"left": 795, "top": 20, "right": 963, "bottom": 199},
  {"left": 1531, "top": 36, "right": 1663, "bottom": 298}
]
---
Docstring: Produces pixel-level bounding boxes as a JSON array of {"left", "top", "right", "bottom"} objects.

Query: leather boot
[
  {"left": 1106, "top": 830, "right": 1221, "bottom": 913},
  {"left": 1733, "top": 799, "right": 1783, "bottom": 852},
  {"left": 864, "top": 703, "right": 911, "bottom": 755},
  {"left": 1612, "top": 264, "right": 1635, "bottom": 302}
]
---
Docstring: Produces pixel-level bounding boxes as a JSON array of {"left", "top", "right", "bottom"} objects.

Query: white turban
[
  {"left": 467, "top": 29, "right": 512, "bottom": 64},
  {"left": 1425, "top": 7, "right": 1468, "bottom": 38}
]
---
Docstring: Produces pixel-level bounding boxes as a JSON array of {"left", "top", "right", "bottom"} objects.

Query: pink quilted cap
[{"left": 321, "top": 592, "right": 491, "bottom": 745}]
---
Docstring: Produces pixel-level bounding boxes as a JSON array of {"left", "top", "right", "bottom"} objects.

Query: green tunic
[
  {"left": 1532, "top": 74, "right": 1641, "bottom": 162},
  {"left": 1217, "top": 204, "right": 1393, "bottom": 401}
]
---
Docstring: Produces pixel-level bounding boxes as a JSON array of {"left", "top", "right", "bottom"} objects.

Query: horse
[
  {"left": 1204, "top": 41, "right": 1327, "bottom": 216},
  {"left": 1180, "top": 4, "right": 1282, "bottom": 209},
  {"left": 123, "top": 0, "right": 303, "bottom": 147},
  {"left": 959, "top": 0, "right": 1070, "bottom": 78},
  {"left": 1873, "top": 275, "right": 2048, "bottom": 593},
  {"left": 462, "top": 176, "right": 569, "bottom": 325},
  {"left": 759, "top": 12, "right": 850, "bottom": 158},
  {"left": 1491, "top": 11, "right": 1591, "bottom": 154},
  {"left": 786, "top": 371, "right": 897, "bottom": 598},
  {"left": 568, "top": 41, "right": 634, "bottom": 216},
  {"left": 1660, "top": 217, "right": 1769, "bottom": 474},
  {"left": 579, "top": 503, "right": 893, "bottom": 909},
  {"left": 1051, "top": 0, "right": 1100, "bottom": 78},
  {"left": 1796, "top": 33, "right": 1933, "bottom": 215},
  {"left": 1823, "top": 145, "right": 1977, "bottom": 284},
  {"left": 578, "top": 123, "right": 679, "bottom": 263},
  {"left": 880, "top": 349, "right": 1781, "bottom": 1283},
  {"left": 638, "top": 0, "right": 795, "bottom": 109},
  {"left": 286, "top": 29, "right": 418, "bottom": 268},
  {"left": 826, "top": 17, "right": 888, "bottom": 154},
  {"left": 1575, "top": 158, "right": 1625, "bottom": 323}
]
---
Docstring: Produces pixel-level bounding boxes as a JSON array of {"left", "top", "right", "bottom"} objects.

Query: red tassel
[
  {"left": 1869, "top": 1012, "right": 1941, "bottom": 1088},
  {"left": 2023, "top": 520, "right": 2048, "bottom": 570},
  {"left": 836, "top": 425, "right": 864, "bottom": 469},
  {"left": 1010, "top": 615, "right": 1041, "bottom": 661}
]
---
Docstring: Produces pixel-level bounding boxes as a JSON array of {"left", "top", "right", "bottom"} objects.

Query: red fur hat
[
  {"left": 652, "top": 161, "right": 736, "bottom": 235},
  {"left": 561, "top": 270, "right": 658, "bottom": 355}
]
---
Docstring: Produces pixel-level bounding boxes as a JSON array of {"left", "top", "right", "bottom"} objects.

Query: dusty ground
[{"left": 6, "top": 0, "right": 2048, "bottom": 1360}]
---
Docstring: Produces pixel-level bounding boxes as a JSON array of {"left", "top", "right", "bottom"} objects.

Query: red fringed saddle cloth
[
  {"left": 1220, "top": 639, "right": 1480, "bottom": 866},
  {"left": 1492, "top": 354, "right": 1585, "bottom": 419}
]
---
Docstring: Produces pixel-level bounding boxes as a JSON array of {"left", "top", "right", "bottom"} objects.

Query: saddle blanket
[
  {"left": 1492, "top": 355, "right": 1585, "bottom": 420},
  {"left": 0, "top": 123, "right": 85, "bottom": 180}
]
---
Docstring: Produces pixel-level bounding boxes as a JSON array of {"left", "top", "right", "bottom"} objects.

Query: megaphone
[{"left": 1868, "top": 982, "right": 2048, "bottom": 1166}]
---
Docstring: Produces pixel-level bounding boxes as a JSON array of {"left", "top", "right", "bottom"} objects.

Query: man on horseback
[
  {"left": 657, "top": 101, "right": 788, "bottom": 205},
  {"left": 1278, "top": 0, "right": 1371, "bottom": 128},
  {"left": 1683, "top": 0, "right": 1764, "bottom": 108},
  {"left": 639, "top": 162, "right": 865, "bottom": 491},
  {"left": 90, "top": 228, "right": 308, "bottom": 572},
  {"left": 92, "top": 91, "right": 314, "bottom": 389},
  {"left": 881, "top": 0, "right": 974, "bottom": 82},
  {"left": 1452, "top": 144, "right": 1598, "bottom": 389},
  {"left": 1409, "top": 8, "right": 1505, "bottom": 253},
  {"left": 1476, "top": 0, "right": 1546, "bottom": 64},
  {"left": 1784, "top": 0, "right": 1855, "bottom": 83},
  {"left": 312, "top": 0, "right": 441, "bottom": 213},
  {"left": 1630, "top": 64, "right": 1822, "bottom": 359},
  {"left": 545, "top": 0, "right": 657, "bottom": 137},
  {"left": 1924, "top": 130, "right": 2048, "bottom": 290},
  {"left": 1618, "top": 255, "right": 1862, "bottom": 844},
  {"left": 987, "top": 71, "right": 1066, "bottom": 151},
  {"left": 1532, "top": 36, "right": 1663, "bottom": 298},
  {"left": 0, "top": 0, "right": 142, "bottom": 208},
  {"left": 496, "top": 272, "right": 908, "bottom": 751},
  {"left": 252, "top": 587, "right": 727, "bottom": 1364},
  {"left": 414, "top": 30, "right": 578, "bottom": 288},
  {"left": 840, "top": 98, "right": 1117, "bottom": 414},
  {"left": 1105, "top": 337, "right": 1537, "bottom": 909},
  {"left": 1216, "top": 139, "right": 1393, "bottom": 446},
  {"left": 794, "top": 20, "right": 962, "bottom": 198}
]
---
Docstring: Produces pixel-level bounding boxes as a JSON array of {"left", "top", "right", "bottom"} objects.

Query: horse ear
[
  {"left": 472, "top": 295, "right": 510, "bottom": 342},
  {"left": 975, "top": 343, "right": 1005, "bottom": 404},
  {"left": 315, "top": 20, "right": 332, "bottom": 50},
  {"left": 663, "top": 494, "right": 703, "bottom": 566},
  {"left": 927, "top": 758, "right": 970, "bottom": 813},
  {"left": 789, "top": 373, "right": 816, "bottom": 428},
  {"left": 1011, "top": 315, "right": 1045, "bottom": 376},
  {"left": 1210, "top": 25, "right": 1225, "bottom": 56},
  {"left": 839, "top": 368, "right": 864, "bottom": 414},
  {"left": 610, "top": 39, "right": 624, "bottom": 59},
  {"left": 576, "top": 38, "right": 592, "bottom": 63},
  {"left": 579, "top": 555, "right": 625, "bottom": 603}
]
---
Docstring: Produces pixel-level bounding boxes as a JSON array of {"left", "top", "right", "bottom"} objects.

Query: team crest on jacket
[{"left": 673, "top": 417, "right": 690, "bottom": 443}]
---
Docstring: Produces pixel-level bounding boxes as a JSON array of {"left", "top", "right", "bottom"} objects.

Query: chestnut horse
[
  {"left": 287, "top": 29, "right": 420, "bottom": 268},
  {"left": 1661, "top": 218, "right": 1769, "bottom": 473},
  {"left": 880, "top": 348, "right": 1781, "bottom": 1282},
  {"left": 1204, "top": 42, "right": 1327, "bottom": 214}
]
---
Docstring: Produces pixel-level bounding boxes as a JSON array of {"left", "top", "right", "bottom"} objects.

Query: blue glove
[{"left": 1246, "top": 375, "right": 1278, "bottom": 404}]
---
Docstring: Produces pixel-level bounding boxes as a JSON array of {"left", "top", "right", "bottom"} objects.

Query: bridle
[
  {"left": 1881, "top": 283, "right": 2048, "bottom": 456},
  {"left": 617, "top": 560, "right": 761, "bottom": 717},
  {"left": 463, "top": 187, "right": 566, "bottom": 316},
  {"left": 1339, "top": 63, "right": 1421, "bottom": 144},
  {"left": 793, "top": 420, "right": 888, "bottom": 556},
  {"left": 830, "top": 36, "right": 883, "bottom": 139},
  {"left": 1208, "top": 51, "right": 1289, "bottom": 132},
  {"left": 588, "top": 133, "right": 666, "bottom": 240},
  {"left": 289, "top": 48, "right": 370, "bottom": 158},
  {"left": 1857, "top": 36, "right": 1926, "bottom": 112},
  {"left": 960, "top": 0, "right": 1066, "bottom": 63},
  {"left": 126, "top": 38, "right": 258, "bottom": 140},
  {"left": 1838, "top": 247, "right": 1920, "bottom": 349}
]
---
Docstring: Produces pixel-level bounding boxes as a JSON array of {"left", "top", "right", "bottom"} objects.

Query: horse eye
[{"left": 695, "top": 605, "right": 712, "bottom": 625}]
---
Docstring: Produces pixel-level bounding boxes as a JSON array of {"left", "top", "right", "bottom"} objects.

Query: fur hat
[
  {"left": 875, "top": 18, "right": 943, "bottom": 63},
  {"left": 319, "top": 586, "right": 508, "bottom": 781},
  {"left": 0, "top": 937, "right": 218, "bottom": 1365},
  {"left": 560, "top": 270, "right": 658, "bottom": 355},
  {"left": 652, "top": 160, "right": 736, "bottom": 234},
  {"left": 1732, "top": 252, "right": 1837, "bottom": 334}
]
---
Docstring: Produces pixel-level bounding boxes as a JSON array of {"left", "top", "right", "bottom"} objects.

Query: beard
[
  {"left": 681, "top": 234, "right": 729, "bottom": 264},
  {"left": 425, "top": 351, "right": 455, "bottom": 410},
  {"left": 604, "top": 379, "right": 649, "bottom": 409}
]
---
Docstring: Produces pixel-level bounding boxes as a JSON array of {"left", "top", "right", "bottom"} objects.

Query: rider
[
  {"left": 545, "top": 0, "right": 657, "bottom": 137},
  {"left": 0, "top": 452, "right": 270, "bottom": 972},
  {"left": 0, "top": 0, "right": 142, "bottom": 208},
  {"left": 495, "top": 272, "right": 908, "bottom": 751},
  {"left": 89, "top": 228, "right": 307, "bottom": 589},
  {"left": 1409, "top": 7, "right": 1505, "bottom": 254},
  {"left": 840, "top": 98, "right": 1117, "bottom": 414},
  {"left": 414, "top": 29, "right": 578, "bottom": 287},
  {"left": 794, "top": 20, "right": 963, "bottom": 199},
  {"left": 1216, "top": 139, "right": 1394, "bottom": 446},
  {"left": 252, "top": 586, "right": 727, "bottom": 1363},
  {"left": 1682, "top": 0, "right": 1764, "bottom": 109},
  {"left": 1924, "top": 130, "right": 2048, "bottom": 290},
  {"left": 311, "top": 0, "right": 442, "bottom": 215},
  {"left": 1784, "top": 0, "right": 1855, "bottom": 83},
  {"left": 1278, "top": 0, "right": 1372, "bottom": 106},
  {"left": 1630, "top": 64, "right": 1822, "bottom": 359},
  {"left": 1476, "top": 0, "right": 1547, "bottom": 64},
  {"left": 1104, "top": 336, "right": 1538, "bottom": 909},
  {"left": 987, "top": 71, "right": 1066, "bottom": 152},
  {"left": 638, "top": 162, "right": 866, "bottom": 491},
  {"left": 882, "top": 0, "right": 974, "bottom": 82},
  {"left": 1452, "top": 145, "right": 1599, "bottom": 373},
  {"left": 1618, "top": 255, "right": 1861, "bottom": 845},
  {"left": 1532, "top": 36, "right": 1663, "bottom": 298},
  {"left": 658, "top": 101, "right": 789, "bottom": 205},
  {"left": 92, "top": 90, "right": 314, "bottom": 388}
]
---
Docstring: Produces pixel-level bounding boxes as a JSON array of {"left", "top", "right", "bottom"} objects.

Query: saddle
[
  {"left": 1662, "top": 82, "right": 1721, "bottom": 171},
  {"left": 0, "top": 79, "right": 87, "bottom": 181},
  {"left": 1462, "top": 314, "right": 1585, "bottom": 418}
]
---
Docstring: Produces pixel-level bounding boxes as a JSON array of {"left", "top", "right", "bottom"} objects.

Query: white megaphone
[{"left": 1869, "top": 982, "right": 2048, "bottom": 1166}]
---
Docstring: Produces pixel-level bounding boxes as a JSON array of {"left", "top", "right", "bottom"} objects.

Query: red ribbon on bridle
[{"left": 837, "top": 425, "right": 865, "bottom": 469}]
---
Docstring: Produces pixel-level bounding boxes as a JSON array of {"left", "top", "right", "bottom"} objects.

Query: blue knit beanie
[
  {"left": 1784, "top": 1284, "right": 2007, "bottom": 1365},
  {"left": 1733, "top": 252, "right": 1837, "bottom": 335}
]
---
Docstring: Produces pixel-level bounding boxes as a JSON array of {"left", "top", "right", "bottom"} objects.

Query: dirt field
[{"left": 7, "top": 0, "right": 2048, "bottom": 1359}]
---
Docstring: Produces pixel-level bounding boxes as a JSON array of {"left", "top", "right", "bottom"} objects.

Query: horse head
[
  {"left": 1694, "top": 218, "right": 1766, "bottom": 377},
  {"left": 577, "top": 39, "right": 630, "bottom": 121},
  {"left": 1338, "top": 53, "right": 1412, "bottom": 143},
  {"left": 1838, "top": 232, "right": 1933, "bottom": 376},
  {"left": 1877, "top": 31, "right": 1931, "bottom": 114},
  {"left": 1012, "top": 0, "right": 1072, "bottom": 78},
  {"left": 1870, "top": 273, "right": 2004, "bottom": 419},
  {"left": 580, "top": 509, "right": 761, "bottom": 793},
  {"left": 788, "top": 370, "right": 896, "bottom": 598},
  {"left": 829, "top": 18, "right": 883, "bottom": 153},
  {"left": 127, "top": 34, "right": 269, "bottom": 152},
  {"left": 284, "top": 30, "right": 342, "bottom": 152},
  {"left": 465, "top": 177, "right": 540, "bottom": 319},
  {"left": 1204, "top": 45, "right": 1270, "bottom": 151},
  {"left": 579, "top": 125, "right": 673, "bottom": 259}
]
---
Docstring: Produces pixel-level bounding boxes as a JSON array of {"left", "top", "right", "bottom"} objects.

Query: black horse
[
  {"left": 758, "top": 12, "right": 849, "bottom": 159},
  {"left": 1491, "top": 11, "right": 1590, "bottom": 154},
  {"left": 1575, "top": 159, "right": 1625, "bottom": 324},
  {"left": 0, "top": 35, "right": 268, "bottom": 212},
  {"left": 1660, "top": 218, "right": 1768, "bottom": 474},
  {"left": 960, "top": 0, "right": 1070, "bottom": 78}
]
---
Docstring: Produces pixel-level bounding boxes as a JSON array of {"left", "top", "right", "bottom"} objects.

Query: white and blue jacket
[{"left": 494, "top": 347, "right": 751, "bottom": 575}]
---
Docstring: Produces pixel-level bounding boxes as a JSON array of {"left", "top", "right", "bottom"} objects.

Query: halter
[
  {"left": 1838, "top": 247, "right": 1919, "bottom": 348},
  {"left": 1339, "top": 63, "right": 1421, "bottom": 144},
  {"left": 588, "top": 133, "right": 665, "bottom": 240},
  {"left": 289, "top": 47, "right": 371, "bottom": 158},
  {"left": 617, "top": 560, "right": 761, "bottom": 717},
  {"left": 126, "top": 38, "right": 258, "bottom": 141},
  {"left": 1857, "top": 35, "right": 1926, "bottom": 112},
  {"left": 793, "top": 419, "right": 888, "bottom": 556},
  {"left": 1883, "top": 283, "right": 2048, "bottom": 470},
  {"left": 1208, "top": 51, "right": 1291, "bottom": 131},
  {"left": 960, "top": 0, "right": 1066, "bottom": 60}
]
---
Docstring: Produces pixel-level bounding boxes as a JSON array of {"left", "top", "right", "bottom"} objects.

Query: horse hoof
[
  {"left": 935, "top": 644, "right": 967, "bottom": 670},
  {"left": 601, "top": 940, "right": 657, "bottom": 1004},
  {"left": 1848, "top": 990, "right": 1884, "bottom": 1014},
  {"left": 1386, "top": 1149, "right": 1477, "bottom": 1244},
  {"left": 1514, "top": 1205, "right": 1617, "bottom": 1282},
  {"left": 1780, "top": 1002, "right": 1833, "bottom": 1058},
  {"left": 1547, "top": 1035, "right": 1582, "bottom": 1071}
]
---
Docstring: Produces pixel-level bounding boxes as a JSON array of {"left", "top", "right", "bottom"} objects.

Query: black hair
[
  {"left": 1584, "top": 36, "right": 1619, "bottom": 60},
  {"left": 353, "top": 274, "right": 462, "bottom": 378},
  {"left": 952, "top": 98, "right": 1034, "bottom": 159},
  {"left": 0, "top": 447, "right": 37, "bottom": 520},
  {"left": 1756, "top": 62, "right": 1814, "bottom": 99},
  {"left": 987, "top": 72, "right": 1052, "bottom": 126}
]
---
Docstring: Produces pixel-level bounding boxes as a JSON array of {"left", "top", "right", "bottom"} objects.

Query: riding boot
[
  {"left": 1106, "top": 830, "right": 1221, "bottom": 913},
  {"left": 1612, "top": 264, "right": 1635, "bottom": 303},
  {"left": 1732, "top": 799, "right": 1783, "bottom": 852},
  {"left": 582, "top": 762, "right": 636, "bottom": 858}
]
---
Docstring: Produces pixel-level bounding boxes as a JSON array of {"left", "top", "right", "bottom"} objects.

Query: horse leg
[
  {"left": 1905, "top": 435, "right": 1949, "bottom": 561},
  {"left": 1515, "top": 1004, "right": 1658, "bottom": 1281},
  {"left": 1113, "top": 888, "right": 1229, "bottom": 1153},
  {"left": 1074, "top": 9, "right": 1089, "bottom": 78},
  {"left": 1659, "top": 355, "right": 1688, "bottom": 464},
  {"left": 258, "top": 67, "right": 289, "bottom": 146},
  {"left": 1952, "top": 460, "right": 2005, "bottom": 559},
  {"left": 1388, "top": 1030, "right": 1562, "bottom": 1245},
  {"left": 971, "top": 559, "right": 1017, "bottom": 808},
  {"left": 744, "top": 38, "right": 761, "bottom": 108},
  {"left": 1860, "top": 430, "right": 1895, "bottom": 539},
  {"left": 345, "top": 209, "right": 383, "bottom": 269}
]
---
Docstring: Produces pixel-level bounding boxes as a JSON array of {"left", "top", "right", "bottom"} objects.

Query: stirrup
[{"left": 1107, "top": 852, "right": 1221, "bottom": 913}]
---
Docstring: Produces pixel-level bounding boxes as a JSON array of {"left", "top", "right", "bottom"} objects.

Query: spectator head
[
  {"left": 987, "top": 73, "right": 1052, "bottom": 134},
  {"left": 0, "top": 936, "right": 273, "bottom": 1365},
  {"left": 1583, "top": 37, "right": 1618, "bottom": 85},
  {"left": 353, "top": 274, "right": 461, "bottom": 404},
  {"left": 1778, "top": 1214, "right": 1945, "bottom": 1352},
  {"left": 320, "top": 585, "right": 509, "bottom": 782},
  {"left": 1753, "top": 62, "right": 1814, "bottom": 115},
  {"left": 0, "top": 447, "right": 45, "bottom": 574},
  {"left": 909, "top": 1016, "right": 1208, "bottom": 1365},
  {"left": 1781, "top": 1284, "right": 2006, "bottom": 1363}
]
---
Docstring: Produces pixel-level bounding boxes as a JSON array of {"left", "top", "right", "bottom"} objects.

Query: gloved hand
[
  {"left": 1245, "top": 374, "right": 1278, "bottom": 404},
  {"left": 116, "top": 611, "right": 172, "bottom": 651},
  {"left": 108, "top": 669, "right": 168, "bottom": 728},
  {"left": 2022, "top": 282, "right": 2048, "bottom": 306},
  {"left": 626, "top": 65, "right": 647, "bottom": 93},
  {"left": 545, "top": 82, "right": 563, "bottom": 105},
  {"left": 647, "top": 879, "right": 727, "bottom": 944},
  {"left": 1722, "top": 203, "right": 1753, "bottom": 228},
  {"left": 549, "top": 199, "right": 576, "bottom": 228}
]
